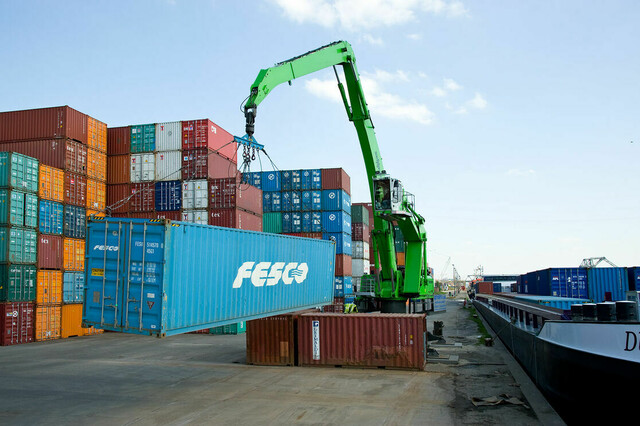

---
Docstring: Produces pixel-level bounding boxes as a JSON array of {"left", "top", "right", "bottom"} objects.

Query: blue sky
[{"left": 1, "top": 1, "right": 638, "bottom": 280}]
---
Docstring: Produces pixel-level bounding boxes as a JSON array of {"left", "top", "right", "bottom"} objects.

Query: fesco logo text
[
  {"left": 233, "top": 262, "right": 309, "bottom": 288},
  {"left": 93, "top": 245, "right": 119, "bottom": 252}
]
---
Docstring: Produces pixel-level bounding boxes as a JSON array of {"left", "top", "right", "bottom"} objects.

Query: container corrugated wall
[
  {"left": 0, "top": 139, "right": 87, "bottom": 174},
  {"left": 587, "top": 267, "right": 629, "bottom": 302},
  {"left": 83, "top": 218, "right": 335, "bottom": 336},
  {"left": 0, "top": 302, "right": 34, "bottom": 346},
  {"left": 0, "top": 106, "right": 87, "bottom": 144},
  {"left": 155, "top": 151, "right": 182, "bottom": 181},
  {"left": 297, "top": 313, "right": 426, "bottom": 370}
]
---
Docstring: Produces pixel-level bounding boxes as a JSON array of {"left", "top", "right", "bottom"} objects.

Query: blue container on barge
[{"left": 83, "top": 217, "right": 335, "bottom": 337}]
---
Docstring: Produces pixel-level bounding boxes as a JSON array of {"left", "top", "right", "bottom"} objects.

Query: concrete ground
[{"left": 0, "top": 297, "right": 565, "bottom": 425}]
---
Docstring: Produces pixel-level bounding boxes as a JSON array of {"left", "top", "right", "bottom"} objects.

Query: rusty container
[
  {"left": 298, "top": 313, "right": 426, "bottom": 370},
  {"left": 86, "top": 178, "right": 106, "bottom": 211},
  {"left": 477, "top": 281, "right": 494, "bottom": 295},
  {"left": 0, "top": 106, "right": 87, "bottom": 144},
  {"left": 181, "top": 119, "right": 237, "bottom": 161},
  {"left": 181, "top": 148, "right": 237, "bottom": 180},
  {"left": 64, "top": 172, "right": 87, "bottom": 206},
  {"left": 107, "top": 126, "right": 131, "bottom": 155},
  {"left": 39, "top": 165, "right": 65, "bottom": 203},
  {"left": 61, "top": 304, "right": 89, "bottom": 338},
  {"left": 129, "top": 183, "right": 155, "bottom": 212},
  {"left": 0, "top": 301, "right": 35, "bottom": 346},
  {"left": 37, "top": 234, "right": 63, "bottom": 269},
  {"left": 87, "top": 116, "right": 107, "bottom": 153},
  {"left": 106, "top": 184, "right": 131, "bottom": 213},
  {"left": 63, "top": 238, "right": 85, "bottom": 271},
  {"left": 106, "top": 154, "right": 130, "bottom": 184},
  {"left": 246, "top": 309, "right": 319, "bottom": 366},
  {"left": 335, "top": 254, "right": 352, "bottom": 276},
  {"left": 35, "top": 304, "right": 61, "bottom": 341},
  {"left": 87, "top": 147, "right": 107, "bottom": 181},
  {"left": 0, "top": 138, "right": 87, "bottom": 174},
  {"left": 36, "top": 270, "right": 63, "bottom": 305},
  {"left": 321, "top": 168, "right": 351, "bottom": 195}
]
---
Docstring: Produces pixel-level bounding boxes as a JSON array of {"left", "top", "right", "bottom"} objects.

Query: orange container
[
  {"left": 396, "top": 252, "right": 406, "bottom": 267},
  {"left": 87, "top": 116, "right": 107, "bottom": 153},
  {"left": 61, "top": 304, "right": 87, "bottom": 338},
  {"left": 86, "top": 209, "right": 106, "bottom": 219},
  {"left": 63, "top": 238, "right": 85, "bottom": 271},
  {"left": 35, "top": 304, "right": 61, "bottom": 341},
  {"left": 36, "top": 270, "right": 63, "bottom": 305},
  {"left": 39, "top": 164, "right": 65, "bottom": 202},
  {"left": 84, "top": 326, "right": 104, "bottom": 336},
  {"left": 86, "top": 178, "right": 106, "bottom": 211},
  {"left": 87, "top": 147, "right": 107, "bottom": 181}
]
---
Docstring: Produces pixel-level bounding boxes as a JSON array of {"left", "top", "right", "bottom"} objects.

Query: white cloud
[
  {"left": 360, "top": 34, "right": 384, "bottom": 46},
  {"left": 443, "top": 78, "right": 462, "bottom": 91},
  {"left": 365, "top": 69, "right": 410, "bottom": 83},
  {"left": 454, "top": 106, "right": 467, "bottom": 115},
  {"left": 467, "top": 92, "right": 487, "bottom": 109},
  {"left": 305, "top": 72, "right": 434, "bottom": 125},
  {"left": 506, "top": 168, "right": 536, "bottom": 177},
  {"left": 407, "top": 33, "right": 422, "bottom": 40},
  {"left": 271, "top": 0, "right": 469, "bottom": 31},
  {"left": 430, "top": 77, "right": 462, "bottom": 97},
  {"left": 431, "top": 87, "right": 447, "bottom": 97},
  {"left": 418, "top": 72, "right": 429, "bottom": 79}
]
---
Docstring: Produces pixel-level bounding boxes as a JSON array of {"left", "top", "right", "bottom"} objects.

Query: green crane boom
[{"left": 243, "top": 41, "right": 434, "bottom": 312}]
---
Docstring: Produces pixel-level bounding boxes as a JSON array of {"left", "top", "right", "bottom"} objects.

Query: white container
[
  {"left": 352, "top": 277, "right": 361, "bottom": 292},
  {"left": 352, "top": 241, "right": 370, "bottom": 260},
  {"left": 182, "top": 179, "right": 208, "bottom": 209},
  {"left": 155, "top": 150, "right": 182, "bottom": 181},
  {"left": 130, "top": 153, "right": 155, "bottom": 182},
  {"left": 181, "top": 209, "right": 208, "bottom": 225},
  {"left": 155, "top": 121, "right": 182, "bottom": 151},
  {"left": 352, "top": 259, "right": 370, "bottom": 278}
]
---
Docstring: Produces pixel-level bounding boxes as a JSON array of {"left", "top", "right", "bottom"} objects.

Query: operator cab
[{"left": 373, "top": 175, "right": 411, "bottom": 217}]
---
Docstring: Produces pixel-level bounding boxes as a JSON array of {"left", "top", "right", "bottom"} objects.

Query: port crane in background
[
  {"left": 240, "top": 41, "right": 434, "bottom": 313},
  {"left": 580, "top": 257, "right": 618, "bottom": 268}
]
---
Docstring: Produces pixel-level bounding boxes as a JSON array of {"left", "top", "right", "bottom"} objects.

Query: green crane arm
[{"left": 243, "top": 40, "right": 433, "bottom": 306}]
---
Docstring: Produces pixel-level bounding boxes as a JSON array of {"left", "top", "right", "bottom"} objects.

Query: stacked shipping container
[{"left": 349, "top": 204, "right": 370, "bottom": 302}]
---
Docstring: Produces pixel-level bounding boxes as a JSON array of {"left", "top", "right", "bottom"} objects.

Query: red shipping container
[
  {"left": 0, "top": 106, "right": 87, "bottom": 144},
  {"left": 129, "top": 183, "right": 155, "bottom": 212},
  {"left": 208, "top": 208, "right": 262, "bottom": 231},
  {"left": 181, "top": 119, "right": 237, "bottom": 161},
  {"left": 283, "top": 233, "right": 304, "bottom": 237},
  {"left": 182, "top": 148, "right": 238, "bottom": 180},
  {"left": 0, "top": 302, "right": 35, "bottom": 346},
  {"left": 106, "top": 184, "right": 131, "bottom": 214},
  {"left": 335, "top": 254, "right": 352, "bottom": 276},
  {"left": 64, "top": 172, "right": 87, "bottom": 206},
  {"left": 106, "top": 154, "right": 130, "bottom": 184},
  {"left": 117, "top": 211, "right": 182, "bottom": 221},
  {"left": 246, "top": 309, "right": 319, "bottom": 366},
  {"left": 209, "top": 177, "right": 262, "bottom": 213},
  {"left": 0, "top": 138, "right": 87, "bottom": 174},
  {"left": 477, "top": 281, "right": 494, "bottom": 295},
  {"left": 107, "top": 126, "right": 131, "bottom": 155},
  {"left": 351, "top": 223, "right": 370, "bottom": 242},
  {"left": 321, "top": 168, "right": 351, "bottom": 195},
  {"left": 300, "top": 233, "right": 323, "bottom": 240},
  {"left": 37, "top": 234, "right": 63, "bottom": 269},
  {"left": 297, "top": 313, "right": 426, "bottom": 370}
]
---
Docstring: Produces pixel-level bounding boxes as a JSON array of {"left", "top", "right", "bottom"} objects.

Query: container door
[{"left": 120, "top": 221, "right": 165, "bottom": 333}]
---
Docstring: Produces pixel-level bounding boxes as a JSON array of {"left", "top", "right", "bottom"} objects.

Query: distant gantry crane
[{"left": 580, "top": 257, "right": 618, "bottom": 268}]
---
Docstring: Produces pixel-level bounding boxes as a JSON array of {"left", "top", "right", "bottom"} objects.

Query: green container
[
  {"left": 350, "top": 205, "right": 369, "bottom": 225},
  {"left": 130, "top": 124, "right": 156, "bottom": 153},
  {"left": 24, "top": 193, "right": 38, "bottom": 228},
  {"left": 0, "top": 226, "right": 37, "bottom": 263},
  {"left": 209, "top": 321, "right": 246, "bottom": 335},
  {"left": 263, "top": 212, "right": 283, "bottom": 234},
  {"left": 0, "top": 152, "right": 39, "bottom": 193},
  {"left": 0, "top": 190, "right": 38, "bottom": 228},
  {"left": 393, "top": 225, "right": 405, "bottom": 253},
  {"left": 0, "top": 264, "right": 36, "bottom": 301}
]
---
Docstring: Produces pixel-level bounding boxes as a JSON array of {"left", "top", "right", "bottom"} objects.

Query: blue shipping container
[
  {"left": 321, "top": 189, "right": 351, "bottom": 213},
  {"left": 433, "top": 294, "right": 446, "bottom": 312},
  {"left": 155, "top": 181, "right": 182, "bottom": 211},
  {"left": 334, "top": 276, "right": 354, "bottom": 297},
  {"left": 281, "top": 170, "right": 294, "bottom": 191},
  {"left": 492, "top": 282, "right": 502, "bottom": 293},
  {"left": 263, "top": 192, "right": 282, "bottom": 213},
  {"left": 323, "top": 232, "right": 352, "bottom": 255},
  {"left": 322, "top": 211, "right": 351, "bottom": 234},
  {"left": 63, "top": 271, "right": 85, "bottom": 303},
  {"left": 281, "top": 191, "right": 292, "bottom": 212},
  {"left": 261, "top": 171, "right": 281, "bottom": 192},
  {"left": 513, "top": 295, "right": 589, "bottom": 311},
  {"left": 301, "top": 212, "right": 322, "bottom": 233},
  {"left": 242, "top": 172, "right": 262, "bottom": 189},
  {"left": 547, "top": 268, "right": 588, "bottom": 299},
  {"left": 63, "top": 205, "right": 85, "bottom": 239},
  {"left": 39, "top": 200, "right": 63, "bottom": 235},
  {"left": 282, "top": 212, "right": 302, "bottom": 233},
  {"left": 301, "top": 169, "right": 321, "bottom": 190},
  {"left": 587, "top": 267, "right": 629, "bottom": 302},
  {"left": 301, "top": 190, "right": 322, "bottom": 211},
  {"left": 263, "top": 192, "right": 273, "bottom": 213},
  {"left": 628, "top": 267, "right": 640, "bottom": 291},
  {"left": 83, "top": 218, "right": 335, "bottom": 336}
]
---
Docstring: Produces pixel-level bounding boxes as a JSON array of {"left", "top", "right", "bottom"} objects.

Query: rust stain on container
[
  {"left": 36, "top": 270, "right": 63, "bottom": 305},
  {"left": 297, "top": 313, "right": 426, "bottom": 371},
  {"left": 35, "top": 304, "right": 61, "bottom": 341},
  {"left": 39, "top": 164, "right": 65, "bottom": 203},
  {"left": 246, "top": 309, "right": 319, "bottom": 366},
  {"left": 0, "top": 106, "right": 87, "bottom": 144},
  {"left": 64, "top": 172, "right": 87, "bottom": 206},
  {"left": 37, "top": 234, "right": 63, "bottom": 269},
  {"left": 0, "top": 139, "right": 87, "bottom": 174}
]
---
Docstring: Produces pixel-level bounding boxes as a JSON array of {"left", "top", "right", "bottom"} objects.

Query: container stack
[
  {"left": 0, "top": 106, "right": 106, "bottom": 344},
  {"left": 245, "top": 167, "right": 352, "bottom": 311},
  {"left": 107, "top": 120, "right": 263, "bottom": 231},
  {"left": 350, "top": 204, "right": 370, "bottom": 299},
  {"left": 353, "top": 202, "right": 378, "bottom": 275}
]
